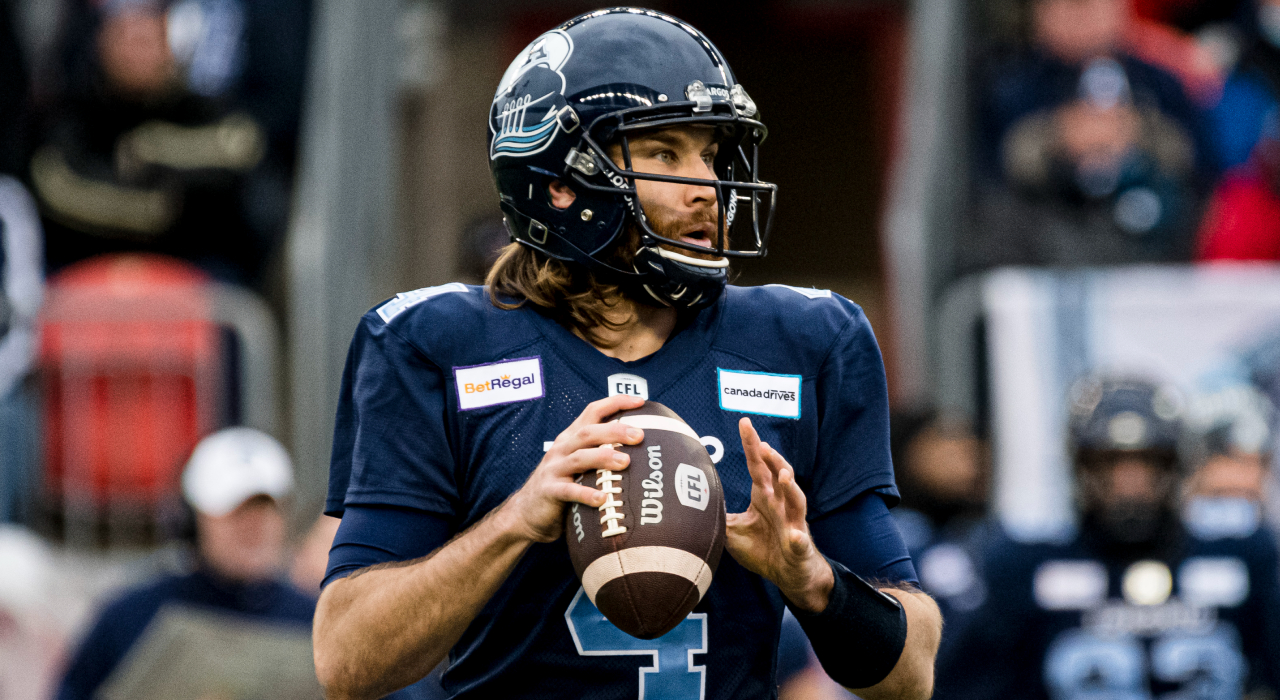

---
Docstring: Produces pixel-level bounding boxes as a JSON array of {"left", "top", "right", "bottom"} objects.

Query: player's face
[
  {"left": 1077, "top": 451, "right": 1177, "bottom": 542},
  {"left": 607, "top": 125, "right": 723, "bottom": 259},
  {"left": 197, "top": 494, "right": 287, "bottom": 582}
]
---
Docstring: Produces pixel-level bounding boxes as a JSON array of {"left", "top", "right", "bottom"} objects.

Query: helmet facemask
[
  {"left": 487, "top": 10, "right": 778, "bottom": 311},
  {"left": 560, "top": 85, "right": 777, "bottom": 308}
]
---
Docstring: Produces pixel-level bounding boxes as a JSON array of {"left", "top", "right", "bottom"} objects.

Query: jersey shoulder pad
[
  {"left": 373, "top": 282, "right": 476, "bottom": 324},
  {"left": 362, "top": 284, "right": 539, "bottom": 366},
  {"left": 717, "top": 284, "right": 872, "bottom": 370}
]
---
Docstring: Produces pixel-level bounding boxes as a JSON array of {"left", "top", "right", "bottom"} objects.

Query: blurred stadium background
[{"left": 2, "top": 0, "right": 1279, "bottom": 697}]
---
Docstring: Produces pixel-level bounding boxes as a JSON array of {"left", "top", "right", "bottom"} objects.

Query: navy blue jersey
[
  {"left": 935, "top": 521, "right": 1280, "bottom": 700},
  {"left": 325, "top": 283, "right": 908, "bottom": 700}
]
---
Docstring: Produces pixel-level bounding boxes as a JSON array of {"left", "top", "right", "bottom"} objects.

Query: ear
[{"left": 549, "top": 179, "right": 577, "bottom": 209}]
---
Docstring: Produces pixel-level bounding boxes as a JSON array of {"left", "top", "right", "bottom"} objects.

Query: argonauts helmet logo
[{"left": 489, "top": 30, "right": 574, "bottom": 160}]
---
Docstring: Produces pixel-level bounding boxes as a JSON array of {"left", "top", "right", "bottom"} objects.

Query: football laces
[{"left": 596, "top": 469, "right": 627, "bottom": 537}]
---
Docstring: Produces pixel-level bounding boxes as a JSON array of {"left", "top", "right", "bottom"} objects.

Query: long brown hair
[{"left": 485, "top": 238, "right": 639, "bottom": 347}]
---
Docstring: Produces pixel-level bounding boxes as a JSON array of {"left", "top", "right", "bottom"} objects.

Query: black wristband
[{"left": 785, "top": 555, "right": 908, "bottom": 689}]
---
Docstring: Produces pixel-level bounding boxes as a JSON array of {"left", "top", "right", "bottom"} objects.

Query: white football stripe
[
  {"left": 617, "top": 415, "right": 700, "bottom": 442},
  {"left": 581, "top": 546, "right": 713, "bottom": 604}
]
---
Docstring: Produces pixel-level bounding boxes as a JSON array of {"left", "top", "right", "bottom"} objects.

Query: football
[{"left": 564, "top": 401, "right": 726, "bottom": 639}]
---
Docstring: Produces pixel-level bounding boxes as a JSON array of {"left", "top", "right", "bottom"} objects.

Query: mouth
[{"left": 678, "top": 223, "right": 716, "bottom": 249}]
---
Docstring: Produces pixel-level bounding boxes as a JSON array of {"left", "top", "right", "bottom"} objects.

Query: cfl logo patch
[
  {"left": 674, "top": 464, "right": 710, "bottom": 511},
  {"left": 607, "top": 373, "right": 648, "bottom": 400}
]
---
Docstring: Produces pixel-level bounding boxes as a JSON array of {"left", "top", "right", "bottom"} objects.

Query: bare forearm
[
  {"left": 850, "top": 589, "right": 942, "bottom": 700},
  {"left": 313, "top": 508, "right": 530, "bottom": 700}
]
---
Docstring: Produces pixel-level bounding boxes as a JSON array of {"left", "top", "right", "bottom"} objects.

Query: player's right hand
[{"left": 500, "top": 395, "right": 646, "bottom": 544}]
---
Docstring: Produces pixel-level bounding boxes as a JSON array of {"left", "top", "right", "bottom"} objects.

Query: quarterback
[{"left": 314, "top": 9, "right": 941, "bottom": 700}]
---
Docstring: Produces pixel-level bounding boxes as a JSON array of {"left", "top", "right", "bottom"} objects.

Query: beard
[
  {"left": 641, "top": 203, "right": 725, "bottom": 263},
  {"left": 1095, "top": 499, "right": 1164, "bottom": 544}
]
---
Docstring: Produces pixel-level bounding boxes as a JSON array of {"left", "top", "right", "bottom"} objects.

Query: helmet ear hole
[{"left": 547, "top": 178, "right": 577, "bottom": 210}]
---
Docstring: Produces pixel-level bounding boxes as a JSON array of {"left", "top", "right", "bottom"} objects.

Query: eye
[{"left": 654, "top": 150, "right": 676, "bottom": 165}]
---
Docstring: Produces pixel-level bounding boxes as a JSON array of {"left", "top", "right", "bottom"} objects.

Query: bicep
[
  {"left": 810, "top": 490, "right": 918, "bottom": 586},
  {"left": 323, "top": 504, "right": 454, "bottom": 588}
]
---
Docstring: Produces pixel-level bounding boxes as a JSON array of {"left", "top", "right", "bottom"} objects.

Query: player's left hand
[{"left": 725, "top": 417, "right": 834, "bottom": 613}]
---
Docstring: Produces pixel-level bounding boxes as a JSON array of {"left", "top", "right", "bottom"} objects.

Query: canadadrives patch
[
  {"left": 454, "top": 357, "right": 544, "bottom": 410},
  {"left": 718, "top": 368, "right": 801, "bottom": 419}
]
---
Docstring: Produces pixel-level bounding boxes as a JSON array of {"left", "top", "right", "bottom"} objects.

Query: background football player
[
  {"left": 935, "top": 377, "right": 1280, "bottom": 700},
  {"left": 313, "top": 8, "right": 940, "bottom": 700}
]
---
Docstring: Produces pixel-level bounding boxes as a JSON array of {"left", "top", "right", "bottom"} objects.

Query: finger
[
  {"left": 759, "top": 442, "right": 788, "bottom": 478},
  {"left": 570, "top": 394, "right": 647, "bottom": 429},
  {"left": 546, "top": 481, "right": 608, "bottom": 508},
  {"left": 551, "top": 446, "right": 630, "bottom": 477},
  {"left": 553, "top": 421, "right": 643, "bottom": 456},
  {"left": 738, "top": 418, "right": 774, "bottom": 489},
  {"left": 774, "top": 464, "right": 809, "bottom": 529}
]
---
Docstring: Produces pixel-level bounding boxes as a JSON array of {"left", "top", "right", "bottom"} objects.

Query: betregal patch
[{"left": 454, "top": 357, "right": 544, "bottom": 410}]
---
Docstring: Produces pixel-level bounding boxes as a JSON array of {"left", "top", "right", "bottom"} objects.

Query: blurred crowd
[
  {"left": 2, "top": 0, "right": 1280, "bottom": 699},
  {"left": 960, "top": 0, "right": 1280, "bottom": 274},
  {"left": 0, "top": 0, "right": 320, "bottom": 697}
]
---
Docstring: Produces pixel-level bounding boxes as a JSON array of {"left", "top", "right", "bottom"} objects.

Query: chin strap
[{"left": 512, "top": 211, "right": 726, "bottom": 310}]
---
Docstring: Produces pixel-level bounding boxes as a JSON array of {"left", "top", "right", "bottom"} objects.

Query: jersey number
[
  {"left": 565, "top": 587, "right": 708, "bottom": 700},
  {"left": 1044, "top": 625, "right": 1245, "bottom": 700}
]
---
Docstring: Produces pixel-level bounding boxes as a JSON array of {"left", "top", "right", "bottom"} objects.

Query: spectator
[
  {"left": 0, "top": 177, "right": 43, "bottom": 525},
  {"left": 889, "top": 412, "right": 990, "bottom": 615},
  {"left": 960, "top": 0, "right": 1209, "bottom": 275},
  {"left": 1196, "top": 113, "right": 1280, "bottom": 259},
  {"left": 31, "top": 0, "right": 310, "bottom": 288},
  {"left": 1207, "top": 0, "right": 1280, "bottom": 170},
  {"left": 56, "top": 427, "right": 314, "bottom": 700},
  {"left": 976, "top": 0, "right": 1210, "bottom": 179},
  {"left": 936, "top": 378, "right": 1280, "bottom": 699}
]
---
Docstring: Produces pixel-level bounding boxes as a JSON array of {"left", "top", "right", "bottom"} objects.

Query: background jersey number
[
  {"left": 1044, "top": 625, "right": 1245, "bottom": 700},
  {"left": 565, "top": 587, "right": 708, "bottom": 700}
]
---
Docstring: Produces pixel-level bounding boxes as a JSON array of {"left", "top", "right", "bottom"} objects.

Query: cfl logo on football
[
  {"left": 675, "top": 463, "right": 710, "bottom": 511},
  {"left": 641, "top": 445, "right": 664, "bottom": 524}
]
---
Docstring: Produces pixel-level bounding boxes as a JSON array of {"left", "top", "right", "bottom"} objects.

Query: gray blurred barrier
[
  {"left": 286, "top": 0, "right": 401, "bottom": 516},
  {"left": 99, "top": 605, "right": 320, "bottom": 700},
  {"left": 881, "top": 0, "right": 969, "bottom": 408}
]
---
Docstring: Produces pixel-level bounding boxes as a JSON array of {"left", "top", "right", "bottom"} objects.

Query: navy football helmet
[
  {"left": 1066, "top": 376, "right": 1185, "bottom": 546},
  {"left": 487, "top": 8, "right": 776, "bottom": 309},
  {"left": 1067, "top": 377, "right": 1183, "bottom": 462}
]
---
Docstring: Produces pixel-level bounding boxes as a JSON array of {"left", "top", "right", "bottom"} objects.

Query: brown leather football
[{"left": 564, "top": 401, "right": 726, "bottom": 639}]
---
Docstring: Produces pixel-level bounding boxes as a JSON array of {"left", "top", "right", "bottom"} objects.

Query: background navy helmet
[
  {"left": 1184, "top": 384, "right": 1275, "bottom": 468},
  {"left": 487, "top": 8, "right": 777, "bottom": 309},
  {"left": 1067, "top": 376, "right": 1183, "bottom": 465}
]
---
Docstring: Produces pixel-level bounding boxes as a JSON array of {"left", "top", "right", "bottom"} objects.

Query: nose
[
  {"left": 1109, "top": 459, "right": 1158, "bottom": 499},
  {"left": 681, "top": 159, "right": 717, "bottom": 209}
]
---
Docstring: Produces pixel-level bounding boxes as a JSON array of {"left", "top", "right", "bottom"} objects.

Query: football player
[
  {"left": 935, "top": 377, "right": 1280, "bottom": 700},
  {"left": 313, "top": 9, "right": 941, "bottom": 700}
]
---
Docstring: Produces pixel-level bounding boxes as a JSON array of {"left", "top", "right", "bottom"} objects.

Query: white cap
[
  {"left": 0, "top": 526, "right": 53, "bottom": 615},
  {"left": 181, "top": 427, "right": 294, "bottom": 517}
]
